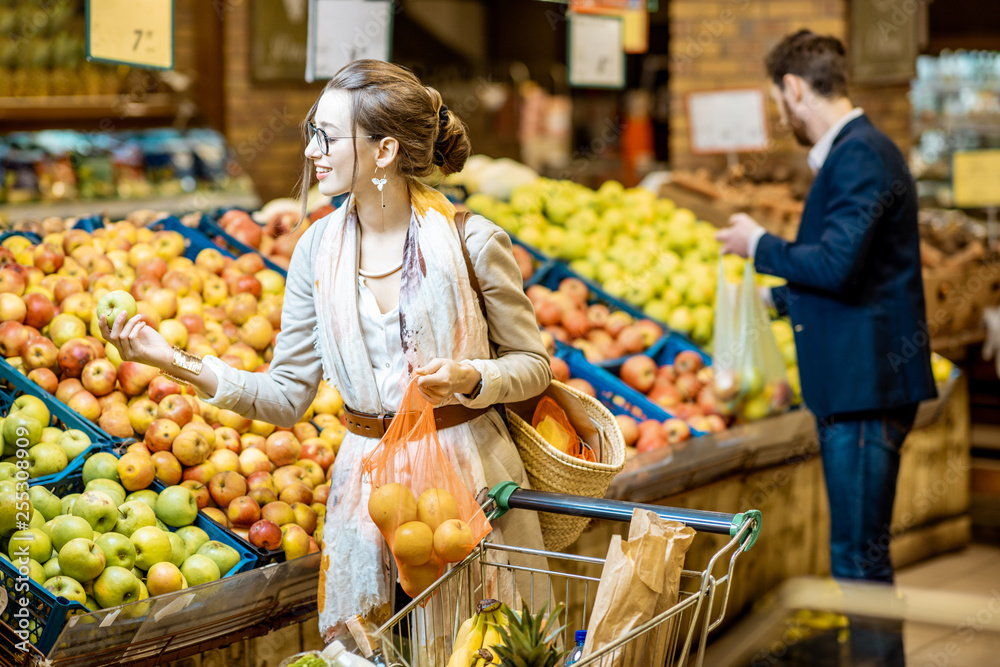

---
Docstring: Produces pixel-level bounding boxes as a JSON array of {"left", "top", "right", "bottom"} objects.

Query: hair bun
[{"left": 427, "top": 89, "right": 470, "bottom": 176}]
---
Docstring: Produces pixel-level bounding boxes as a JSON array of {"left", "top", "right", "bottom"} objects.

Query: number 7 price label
[{"left": 86, "top": 0, "right": 174, "bottom": 70}]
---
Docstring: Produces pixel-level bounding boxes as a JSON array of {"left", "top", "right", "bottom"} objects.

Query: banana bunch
[{"left": 446, "top": 598, "right": 511, "bottom": 667}]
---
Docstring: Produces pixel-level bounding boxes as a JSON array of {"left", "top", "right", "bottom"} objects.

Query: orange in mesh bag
[{"left": 362, "top": 379, "right": 492, "bottom": 598}]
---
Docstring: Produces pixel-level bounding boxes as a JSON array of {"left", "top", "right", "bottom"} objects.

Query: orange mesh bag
[
  {"left": 532, "top": 396, "right": 596, "bottom": 462},
  {"left": 362, "top": 379, "right": 492, "bottom": 598}
]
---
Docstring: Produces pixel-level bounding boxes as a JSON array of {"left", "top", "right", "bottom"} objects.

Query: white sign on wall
[
  {"left": 567, "top": 12, "right": 626, "bottom": 89},
  {"left": 685, "top": 89, "right": 770, "bottom": 154},
  {"left": 307, "top": 0, "right": 393, "bottom": 83}
]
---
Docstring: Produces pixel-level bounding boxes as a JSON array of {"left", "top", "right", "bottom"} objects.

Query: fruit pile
[
  {"left": 528, "top": 277, "right": 664, "bottom": 365},
  {"left": 1, "top": 451, "right": 247, "bottom": 611},
  {"left": 368, "top": 483, "right": 476, "bottom": 596},
  {"left": 0, "top": 393, "right": 93, "bottom": 480},
  {"left": 215, "top": 204, "right": 335, "bottom": 271}
]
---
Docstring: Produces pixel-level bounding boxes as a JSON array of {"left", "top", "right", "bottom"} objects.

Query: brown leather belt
[{"left": 343, "top": 403, "right": 493, "bottom": 438}]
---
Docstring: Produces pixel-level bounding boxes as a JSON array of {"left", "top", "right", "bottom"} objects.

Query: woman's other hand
[
  {"left": 414, "top": 359, "right": 481, "bottom": 406},
  {"left": 100, "top": 311, "right": 172, "bottom": 368}
]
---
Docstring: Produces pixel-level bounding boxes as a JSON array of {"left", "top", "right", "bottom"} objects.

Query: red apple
[
  {"left": 265, "top": 431, "right": 301, "bottom": 467},
  {"left": 158, "top": 394, "right": 194, "bottom": 428},
  {"left": 22, "top": 293, "right": 55, "bottom": 329},
  {"left": 550, "top": 357, "right": 570, "bottom": 383},
  {"left": 147, "top": 375, "right": 181, "bottom": 403},
  {"left": 279, "top": 482, "right": 313, "bottom": 506},
  {"left": 145, "top": 418, "right": 180, "bottom": 452},
  {"left": 615, "top": 414, "right": 639, "bottom": 447},
  {"left": 0, "top": 265, "right": 26, "bottom": 295},
  {"left": 674, "top": 350, "right": 704, "bottom": 375},
  {"left": 117, "top": 361, "right": 160, "bottom": 397},
  {"left": 27, "top": 367, "right": 58, "bottom": 393},
  {"left": 209, "top": 471, "right": 248, "bottom": 508},
  {"left": 248, "top": 519, "right": 282, "bottom": 550},
  {"left": 214, "top": 427, "right": 242, "bottom": 453},
  {"left": 0, "top": 320, "right": 30, "bottom": 357},
  {"left": 22, "top": 336, "right": 58, "bottom": 371},
  {"left": 227, "top": 495, "right": 261, "bottom": 527},
  {"left": 662, "top": 418, "right": 691, "bottom": 445},
  {"left": 565, "top": 378, "right": 596, "bottom": 397},
  {"left": 67, "top": 389, "right": 101, "bottom": 422},
  {"left": 620, "top": 355, "right": 657, "bottom": 393},
  {"left": 151, "top": 450, "right": 183, "bottom": 485},
  {"left": 675, "top": 373, "right": 702, "bottom": 401},
  {"left": 180, "top": 480, "right": 211, "bottom": 510},
  {"left": 171, "top": 428, "right": 210, "bottom": 466},
  {"left": 81, "top": 358, "right": 117, "bottom": 397}
]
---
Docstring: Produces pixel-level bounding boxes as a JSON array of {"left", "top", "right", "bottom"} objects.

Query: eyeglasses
[{"left": 307, "top": 122, "right": 373, "bottom": 155}]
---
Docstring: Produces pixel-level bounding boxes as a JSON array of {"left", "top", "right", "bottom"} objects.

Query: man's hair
[{"left": 765, "top": 30, "right": 848, "bottom": 98}]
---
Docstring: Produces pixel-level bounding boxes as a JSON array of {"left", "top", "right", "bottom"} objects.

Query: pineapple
[{"left": 493, "top": 603, "right": 567, "bottom": 667}]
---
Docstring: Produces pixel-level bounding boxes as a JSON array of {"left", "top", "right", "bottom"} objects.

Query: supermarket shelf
[
  {"left": 0, "top": 94, "right": 179, "bottom": 122},
  {"left": 0, "top": 191, "right": 261, "bottom": 224}
]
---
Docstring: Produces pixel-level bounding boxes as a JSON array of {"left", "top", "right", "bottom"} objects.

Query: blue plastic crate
[
  {"left": 556, "top": 347, "right": 705, "bottom": 437},
  {"left": 0, "top": 362, "right": 115, "bottom": 461},
  {"left": 0, "top": 553, "right": 89, "bottom": 655},
  {"left": 145, "top": 216, "right": 239, "bottom": 263},
  {"left": 197, "top": 214, "right": 288, "bottom": 276},
  {"left": 6, "top": 466, "right": 256, "bottom": 653},
  {"left": 534, "top": 262, "right": 670, "bottom": 371},
  {"left": 0, "top": 230, "right": 42, "bottom": 245}
]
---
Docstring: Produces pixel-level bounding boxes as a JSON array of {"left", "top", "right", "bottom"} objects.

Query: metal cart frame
[{"left": 375, "top": 482, "right": 762, "bottom": 667}]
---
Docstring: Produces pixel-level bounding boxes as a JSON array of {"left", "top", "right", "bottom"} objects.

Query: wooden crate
[{"left": 923, "top": 264, "right": 975, "bottom": 336}]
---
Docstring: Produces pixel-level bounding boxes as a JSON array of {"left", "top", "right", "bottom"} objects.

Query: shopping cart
[{"left": 375, "top": 481, "right": 762, "bottom": 667}]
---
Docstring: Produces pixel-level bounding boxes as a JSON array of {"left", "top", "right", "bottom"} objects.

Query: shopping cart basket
[{"left": 375, "top": 481, "right": 762, "bottom": 667}]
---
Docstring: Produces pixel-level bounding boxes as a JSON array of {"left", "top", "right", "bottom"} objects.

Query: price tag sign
[
  {"left": 685, "top": 88, "right": 770, "bottom": 154},
  {"left": 568, "top": 12, "right": 625, "bottom": 89},
  {"left": 86, "top": 0, "right": 174, "bottom": 70},
  {"left": 306, "top": 0, "right": 394, "bottom": 83},
  {"left": 953, "top": 150, "right": 1000, "bottom": 208}
]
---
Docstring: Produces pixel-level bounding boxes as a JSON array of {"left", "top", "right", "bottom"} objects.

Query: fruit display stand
[{"left": 568, "top": 367, "right": 971, "bottom": 636}]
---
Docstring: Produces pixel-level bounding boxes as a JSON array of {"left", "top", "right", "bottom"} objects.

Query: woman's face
[{"left": 305, "top": 90, "right": 375, "bottom": 197}]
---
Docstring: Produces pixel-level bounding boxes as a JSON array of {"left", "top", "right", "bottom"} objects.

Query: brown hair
[
  {"left": 765, "top": 30, "right": 848, "bottom": 99},
  {"left": 294, "top": 60, "right": 470, "bottom": 229}
]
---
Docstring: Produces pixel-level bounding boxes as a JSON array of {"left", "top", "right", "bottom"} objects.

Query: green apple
[
  {"left": 668, "top": 306, "right": 693, "bottom": 334},
  {"left": 56, "top": 430, "right": 92, "bottom": 461},
  {"left": 42, "top": 556, "right": 61, "bottom": 579},
  {"left": 0, "top": 485, "right": 27, "bottom": 537},
  {"left": 40, "top": 427, "right": 62, "bottom": 444},
  {"left": 29, "top": 486, "right": 62, "bottom": 522},
  {"left": 94, "top": 290, "right": 138, "bottom": 328},
  {"left": 155, "top": 486, "right": 198, "bottom": 528},
  {"left": 175, "top": 526, "right": 210, "bottom": 559},
  {"left": 167, "top": 532, "right": 186, "bottom": 568},
  {"left": 137, "top": 580, "right": 149, "bottom": 600},
  {"left": 95, "top": 532, "right": 136, "bottom": 570},
  {"left": 58, "top": 538, "right": 106, "bottom": 582},
  {"left": 29, "top": 509, "right": 45, "bottom": 529},
  {"left": 3, "top": 413, "right": 43, "bottom": 452},
  {"left": 60, "top": 493, "right": 81, "bottom": 516},
  {"left": 115, "top": 501, "right": 156, "bottom": 537},
  {"left": 27, "top": 442, "right": 69, "bottom": 478},
  {"left": 8, "top": 528, "right": 52, "bottom": 563},
  {"left": 93, "top": 565, "right": 142, "bottom": 608},
  {"left": 195, "top": 541, "right": 240, "bottom": 577},
  {"left": 130, "top": 526, "right": 172, "bottom": 570},
  {"left": 83, "top": 595, "right": 99, "bottom": 611},
  {"left": 72, "top": 490, "right": 119, "bottom": 533},
  {"left": 49, "top": 515, "right": 94, "bottom": 551},
  {"left": 86, "top": 479, "right": 127, "bottom": 507},
  {"left": 180, "top": 554, "right": 220, "bottom": 587},
  {"left": 43, "top": 575, "right": 87, "bottom": 604},
  {"left": 12, "top": 395, "right": 50, "bottom": 428},
  {"left": 14, "top": 557, "right": 46, "bottom": 583},
  {"left": 0, "top": 461, "right": 18, "bottom": 481},
  {"left": 82, "top": 452, "right": 120, "bottom": 485},
  {"left": 124, "top": 490, "right": 159, "bottom": 512},
  {"left": 156, "top": 519, "right": 169, "bottom": 532}
]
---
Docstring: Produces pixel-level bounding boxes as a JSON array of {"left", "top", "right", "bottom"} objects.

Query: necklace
[{"left": 358, "top": 262, "right": 403, "bottom": 279}]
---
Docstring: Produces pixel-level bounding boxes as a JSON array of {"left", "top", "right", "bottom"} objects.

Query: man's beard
[{"left": 782, "top": 97, "right": 812, "bottom": 147}]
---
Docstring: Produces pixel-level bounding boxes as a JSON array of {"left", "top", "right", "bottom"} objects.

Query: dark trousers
[{"left": 818, "top": 403, "right": 918, "bottom": 583}]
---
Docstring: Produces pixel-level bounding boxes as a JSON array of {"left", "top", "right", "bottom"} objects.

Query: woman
[{"left": 101, "top": 60, "right": 550, "bottom": 641}]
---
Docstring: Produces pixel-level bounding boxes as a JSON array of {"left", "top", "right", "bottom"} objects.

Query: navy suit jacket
[{"left": 755, "top": 115, "right": 937, "bottom": 420}]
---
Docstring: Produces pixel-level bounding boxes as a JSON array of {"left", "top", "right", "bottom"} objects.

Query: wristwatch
[{"left": 159, "top": 347, "right": 203, "bottom": 386}]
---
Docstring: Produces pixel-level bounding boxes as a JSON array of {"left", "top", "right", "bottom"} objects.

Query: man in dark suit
[{"left": 718, "top": 31, "right": 937, "bottom": 586}]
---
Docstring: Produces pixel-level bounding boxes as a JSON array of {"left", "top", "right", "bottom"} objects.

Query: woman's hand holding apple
[{"left": 100, "top": 311, "right": 174, "bottom": 369}]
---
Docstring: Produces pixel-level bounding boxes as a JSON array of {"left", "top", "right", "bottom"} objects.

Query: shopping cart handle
[{"left": 488, "top": 482, "right": 762, "bottom": 551}]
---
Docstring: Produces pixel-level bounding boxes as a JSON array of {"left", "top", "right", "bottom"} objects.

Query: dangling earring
[{"left": 372, "top": 166, "right": 387, "bottom": 231}]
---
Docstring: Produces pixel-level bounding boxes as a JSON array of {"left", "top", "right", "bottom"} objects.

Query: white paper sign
[
  {"left": 686, "top": 89, "right": 770, "bottom": 154},
  {"left": 307, "top": 0, "right": 393, "bottom": 83},
  {"left": 568, "top": 12, "right": 625, "bottom": 89}
]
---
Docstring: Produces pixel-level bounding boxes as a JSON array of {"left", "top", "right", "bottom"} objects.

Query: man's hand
[
  {"left": 414, "top": 359, "right": 481, "bottom": 406},
  {"left": 716, "top": 213, "right": 764, "bottom": 258}
]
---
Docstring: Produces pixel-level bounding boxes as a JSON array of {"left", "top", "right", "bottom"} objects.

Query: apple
[
  {"left": 113, "top": 452, "right": 154, "bottom": 492},
  {"left": 248, "top": 486, "right": 277, "bottom": 506},
  {"left": 126, "top": 397, "right": 158, "bottom": 436},
  {"left": 248, "top": 519, "right": 282, "bottom": 550},
  {"left": 663, "top": 418, "right": 692, "bottom": 445},
  {"left": 241, "top": 432, "right": 266, "bottom": 452},
  {"left": 94, "top": 532, "right": 136, "bottom": 571},
  {"left": 0, "top": 265, "right": 26, "bottom": 296},
  {"left": 59, "top": 493, "right": 80, "bottom": 517},
  {"left": 158, "top": 394, "right": 193, "bottom": 428},
  {"left": 80, "top": 358, "right": 117, "bottom": 397},
  {"left": 161, "top": 271, "right": 192, "bottom": 297},
  {"left": 272, "top": 465, "right": 308, "bottom": 492},
  {"left": 116, "top": 361, "right": 159, "bottom": 397},
  {"left": 313, "top": 483, "right": 330, "bottom": 505},
  {"left": 21, "top": 336, "right": 58, "bottom": 371},
  {"left": 218, "top": 409, "right": 252, "bottom": 434},
  {"left": 129, "top": 525, "right": 172, "bottom": 570},
  {"left": 176, "top": 553, "right": 219, "bottom": 588},
  {"left": 155, "top": 485, "right": 199, "bottom": 528},
  {"left": 46, "top": 516, "right": 92, "bottom": 553},
  {"left": 146, "top": 561, "right": 187, "bottom": 596},
  {"left": 57, "top": 338, "right": 98, "bottom": 380},
  {"left": 145, "top": 419, "right": 180, "bottom": 452},
  {"left": 93, "top": 566, "right": 142, "bottom": 608},
  {"left": 174, "top": 483, "right": 207, "bottom": 514},
  {"left": 208, "top": 471, "right": 247, "bottom": 508},
  {"left": 674, "top": 350, "right": 704, "bottom": 375},
  {"left": 297, "top": 459, "right": 325, "bottom": 489},
  {"left": 27, "top": 367, "right": 58, "bottom": 393},
  {"left": 0, "top": 292, "right": 27, "bottom": 323},
  {"left": 291, "top": 502, "right": 318, "bottom": 534},
  {"left": 158, "top": 318, "right": 188, "bottom": 349},
  {"left": 66, "top": 390, "right": 100, "bottom": 422},
  {"left": 164, "top": 531, "right": 186, "bottom": 568},
  {"left": 84, "top": 480, "right": 126, "bottom": 509},
  {"left": 98, "top": 403, "right": 133, "bottom": 439},
  {"left": 26, "top": 442, "right": 68, "bottom": 478},
  {"left": 195, "top": 540, "right": 241, "bottom": 577},
  {"left": 43, "top": 576, "right": 87, "bottom": 604},
  {"left": 565, "top": 378, "right": 596, "bottom": 397},
  {"left": 208, "top": 448, "right": 240, "bottom": 474},
  {"left": 171, "top": 428, "right": 210, "bottom": 467},
  {"left": 61, "top": 292, "right": 93, "bottom": 324},
  {"left": 200, "top": 507, "right": 228, "bottom": 527},
  {"left": 281, "top": 524, "right": 311, "bottom": 560},
  {"left": 115, "top": 500, "right": 157, "bottom": 539},
  {"left": 239, "top": 448, "right": 271, "bottom": 477},
  {"left": 48, "top": 313, "right": 86, "bottom": 348},
  {"left": 0, "top": 320, "right": 31, "bottom": 357},
  {"left": 299, "top": 438, "right": 335, "bottom": 471},
  {"left": 265, "top": 431, "right": 300, "bottom": 467},
  {"left": 279, "top": 482, "right": 313, "bottom": 506},
  {"left": 72, "top": 490, "right": 119, "bottom": 533},
  {"left": 28, "top": 486, "right": 62, "bottom": 522},
  {"left": 22, "top": 293, "right": 55, "bottom": 330},
  {"left": 620, "top": 355, "right": 658, "bottom": 394},
  {"left": 227, "top": 495, "right": 261, "bottom": 527},
  {"left": 7, "top": 527, "right": 52, "bottom": 563},
  {"left": 58, "top": 537, "right": 106, "bottom": 582},
  {"left": 615, "top": 414, "right": 639, "bottom": 447},
  {"left": 175, "top": 525, "right": 210, "bottom": 559},
  {"left": 3, "top": 411, "right": 43, "bottom": 450}
]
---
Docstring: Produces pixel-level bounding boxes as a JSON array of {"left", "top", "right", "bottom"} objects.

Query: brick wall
[
  {"left": 668, "top": 0, "right": 912, "bottom": 175},
  {"left": 221, "top": 2, "right": 324, "bottom": 203}
]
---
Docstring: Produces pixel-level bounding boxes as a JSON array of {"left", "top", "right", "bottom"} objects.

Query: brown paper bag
[{"left": 581, "top": 509, "right": 695, "bottom": 667}]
